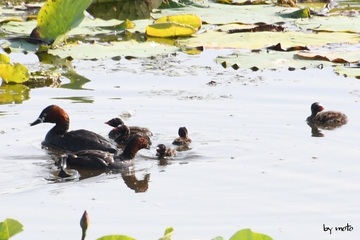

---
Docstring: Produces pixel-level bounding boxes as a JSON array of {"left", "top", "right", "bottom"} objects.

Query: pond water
[{"left": 1, "top": 50, "right": 360, "bottom": 240}]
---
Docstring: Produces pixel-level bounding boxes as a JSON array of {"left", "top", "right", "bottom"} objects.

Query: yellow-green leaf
[
  {"left": 216, "top": 0, "right": 233, "bottom": 4},
  {"left": 155, "top": 14, "right": 202, "bottom": 30},
  {"left": 146, "top": 22, "right": 197, "bottom": 38},
  {"left": 0, "top": 53, "right": 10, "bottom": 64},
  {"left": 118, "top": 19, "right": 136, "bottom": 29},
  {"left": 159, "top": 227, "right": 174, "bottom": 240},
  {"left": 34, "top": 0, "right": 93, "bottom": 42},
  {"left": 0, "top": 63, "right": 30, "bottom": 83},
  {"left": 280, "top": 7, "right": 311, "bottom": 18},
  {"left": 0, "top": 219, "right": 24, "bottom": 239}
]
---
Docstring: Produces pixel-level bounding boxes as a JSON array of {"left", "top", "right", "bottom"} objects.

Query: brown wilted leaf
[
  {"left": 228, "top": 24, "right": 284, "bottom": 34},
  {"left": 267, "top": 43, "right": 309, "bottom": 52},
  {"left": 295, "top": 52, "right": 351, "bottom": 64}
]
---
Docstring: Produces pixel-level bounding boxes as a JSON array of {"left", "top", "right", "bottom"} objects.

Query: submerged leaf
[
  {"left": 32, "top": 0, "right": 93, "bottom": 43},
  {"left": 146, "top": 22, "right": 197, "bottom": 38}
]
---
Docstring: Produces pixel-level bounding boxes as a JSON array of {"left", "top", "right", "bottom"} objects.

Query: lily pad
[
  {"left": 295, "top": 15, "right": 360, "bottom": 33},
  {"left": 49, "top": 40, "right": 179, "bottom": 59},
  {"left": 215, "top": 49, "right": 315, "bottom": 70},
  {"left": 180, "top": 27, "right": 359, "bottom": 49},
  {"left": 335, "top": 64, "right": 360, "bottom": 79}
]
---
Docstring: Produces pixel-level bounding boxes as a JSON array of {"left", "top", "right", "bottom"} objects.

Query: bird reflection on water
[
  {"left": 307, "top": 122, "right": 324, "bottom": 138},
  {"left": 49, "top": 160, "right": 151, "bottom": 193}
]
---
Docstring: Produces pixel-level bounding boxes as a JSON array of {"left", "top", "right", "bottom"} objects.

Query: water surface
[{"left": 0, "top": 50, "right": 360, "bottom": 240}]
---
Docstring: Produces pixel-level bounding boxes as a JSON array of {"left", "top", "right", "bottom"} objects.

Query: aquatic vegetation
[
  {"left": 146, "top": 14, "right": 202, "bottom": 38},
  {"left": 0, "top": 218, "right": 23, "bottom": 240},
  {"left": 0, "top": 0, "right": 360, "bottom": 104},
  {"left": 0, "top": 53, "right": 29, "bottom": 83},
  {"left": 30, "top": 0, "right": 93, "bottom": 45},
  {"left": 0, "top": 212, "right": 273, "bottom": 240}
]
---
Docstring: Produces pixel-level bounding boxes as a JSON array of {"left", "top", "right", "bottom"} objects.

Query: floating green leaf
[
  {"left": 0, "top": 218, "right": 24, "bottom": 239},
  {"left": 32, "top": 0, "right": 93, "bottom": 43},
  {"left": 230, "top": 228, "right": 273, "bottom": 240}
]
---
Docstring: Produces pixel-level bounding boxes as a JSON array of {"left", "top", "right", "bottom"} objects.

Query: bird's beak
[{"left": 30, "top": 117, "right": 43, "bottom": 126}]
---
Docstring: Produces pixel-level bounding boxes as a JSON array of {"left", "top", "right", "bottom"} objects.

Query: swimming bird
[
  {"left": 172, "top": 127, "right": 192, "bottom": 145},
  {"left": 61, "top": 134, "right": 151, "bottom": 169},
  {"left": 306, "top": 102, "right": 348, "bottom": 129},
  {"left": 156, "top": 144, "right": 176, "bottom": 158},
  {"left": 31, "top": 105, "right": 117, "bottom": 153},
  {"left": 105, "top": 117, "right": 153, "bottom": 139}
]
